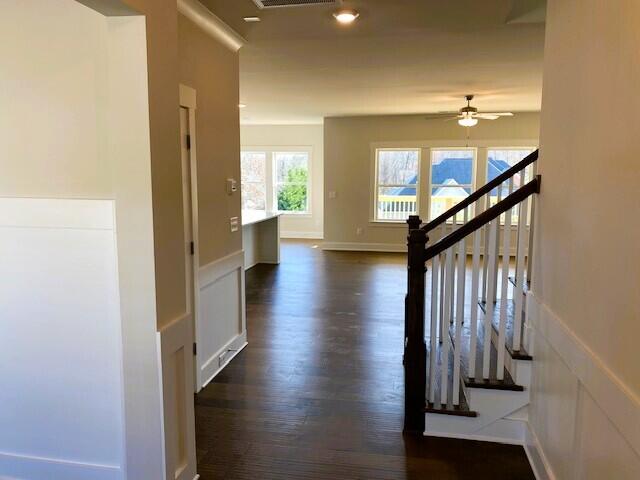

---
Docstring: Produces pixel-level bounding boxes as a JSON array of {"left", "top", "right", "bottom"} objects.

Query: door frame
[{"left": 179, "top": 84, "right": 202, "bottom": 391}]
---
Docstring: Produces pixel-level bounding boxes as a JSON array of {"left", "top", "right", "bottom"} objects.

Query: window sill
[{"left": 280, "top": 212, "right": 312, "bottom": 218}]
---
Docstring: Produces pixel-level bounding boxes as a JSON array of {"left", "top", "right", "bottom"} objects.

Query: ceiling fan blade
[
  {"left": 476, "top": 112, "right": 514, "bottom": 120},
  {"left": 424, "top": 112, "right": 458, "bottom": 119}
]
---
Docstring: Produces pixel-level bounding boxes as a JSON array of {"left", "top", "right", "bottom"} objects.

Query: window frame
[
  {"left": 273, "top": 150, "right": 312, "bottom": 215},
  {"left": 486, "top": 146, "right": 537, "bottom": 226},
  {"left": 371, "top": 147, "right": 422, "bottom": 223},
  {"left": 240, "top": 146, "right": 313, "bottom": 216},
  {"left": 240, "top": 150, "right": 268, "bottom": 212},
  {"left": 429, "top": 147, "right": 477, "bottom": 223}
]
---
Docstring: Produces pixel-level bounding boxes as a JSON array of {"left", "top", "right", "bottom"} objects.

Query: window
[
  {"left": 374, "top": 149, "right": 420, "bottom": 221},
  {"left": 487, "top": 148, "right": 536, "bottom": 223},
  {"left": 241, "top": 151, "right": 267, "bottom": 211},
  {"left": 430, "top": 149, "right": 475, "bottom": 221},
  {"left": 274, "top": 152, "right": 310, "bottom": 213}
]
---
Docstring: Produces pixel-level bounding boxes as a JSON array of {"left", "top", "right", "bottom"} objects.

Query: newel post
[{"left": 404, "top": 215, "right": 427, "bottom": 434}]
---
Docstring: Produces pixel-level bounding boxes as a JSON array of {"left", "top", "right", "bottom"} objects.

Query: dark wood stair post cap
[{"left": 406, "top": 215, "right": 422, "bottom": 231}]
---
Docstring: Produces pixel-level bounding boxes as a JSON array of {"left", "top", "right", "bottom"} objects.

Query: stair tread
[
  {"left": 449, "top": 306, "right": 524, "bottom": 392},
  {"left": 479, "top": 298, "right": 532, "bottom": 361},
  {"left": 508, "top": 275, "right": 529, "bottom": 294},
  {"left": 425, "top": 337, "right": 478, "bottom": 417}
]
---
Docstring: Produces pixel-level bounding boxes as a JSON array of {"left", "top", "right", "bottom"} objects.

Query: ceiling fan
[{"left": 426, "top": 95, "right": 514, "bottom": 127}]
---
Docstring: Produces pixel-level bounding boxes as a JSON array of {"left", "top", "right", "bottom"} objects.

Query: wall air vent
[{"left": 252, "top": 0, "right": 335, "bottom": 8}]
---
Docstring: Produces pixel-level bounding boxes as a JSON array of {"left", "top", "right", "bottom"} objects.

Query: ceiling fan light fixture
[
  {"left": 458, "top": 117, "right": 478, "bottom": 127},
  {"left": 333, "top": 9, "right": 359, "bottom": 24}
]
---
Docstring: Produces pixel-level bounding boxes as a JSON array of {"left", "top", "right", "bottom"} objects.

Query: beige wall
[
  {"left": 178, "top": 13, "right": 242, "bottom": 266},
  {"left": 0, "top": 0, "right": 184, "bottom": 328},
  {"left": 529, "top": 0, "right": 640, "bottom": 477},
  {"left": 323, "top": 113, "right": 540, "bottom": 248},
  {"left": 0, "top": 1, "right": 170, "bottom": 477},
  {"left": 0, "top": 1, "right": 110, "bottom": 197},
  {"left": 110, "top": 0, "right": 185, "bottom": 330},
  {"left": 1, "top": 1, "right": 242, "bottom": 476},
  {"left": 241, "top": 124, "right": 324, "bottom": 238}
]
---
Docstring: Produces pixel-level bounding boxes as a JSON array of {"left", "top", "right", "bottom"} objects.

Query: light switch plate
[
  {"left": 230, "top": 216, "right": 239, "bottom": 232},
  {"left": 226, "top": 178, "right": 237, "bottom": 195}
]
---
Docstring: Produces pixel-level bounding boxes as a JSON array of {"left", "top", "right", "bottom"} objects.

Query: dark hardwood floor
[{"left": 195, "top": 240, "right": 534, "bottom": 479}]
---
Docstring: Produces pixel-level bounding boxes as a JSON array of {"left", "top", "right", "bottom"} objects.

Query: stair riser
[{"left": 489, "top": 324, "right": 532, "bottom": 385}]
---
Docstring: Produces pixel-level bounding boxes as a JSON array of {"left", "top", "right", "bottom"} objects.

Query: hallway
[{"left": 194, "top": 241, "right": 534, "bottom": 479}]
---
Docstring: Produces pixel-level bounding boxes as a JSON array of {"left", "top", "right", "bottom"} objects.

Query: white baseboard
[
  {"left": 0, "top": 451, "right": 121, "bottom": 480},
  {"left": 280, "top": 231, "right": 323, "bottom": 239},
  {"left": 200, "top": 331, "right": 248, "bottom": 389},
  {"left": 321, "top": 241, "right": 406, "bottom": 253},
  {"left": 320, "top": 242, "right": 519, "bottom": 255},
  {"left": 524, "top": 421, "right": 555, "bottom": 480}
]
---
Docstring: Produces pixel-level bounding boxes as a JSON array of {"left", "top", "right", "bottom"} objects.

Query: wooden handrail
[
  {"left": 421, "top": 149, "right": 538, "bottom": 233},
  {"left": 423, "top": 175, "right": 541, "bottom": 261}
]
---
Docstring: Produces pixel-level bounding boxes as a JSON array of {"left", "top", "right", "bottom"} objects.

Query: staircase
[{"left": 403, "top": 149, "right": 540, "bottom": 444}]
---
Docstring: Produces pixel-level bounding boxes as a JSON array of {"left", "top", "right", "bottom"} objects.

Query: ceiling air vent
[{"left": 252, "top": 0, "right": 335, "bottom": 8}]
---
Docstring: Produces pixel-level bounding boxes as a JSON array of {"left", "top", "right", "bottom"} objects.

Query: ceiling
[{"left": 201, "top": 0, "right": 546, "bottom": 124}]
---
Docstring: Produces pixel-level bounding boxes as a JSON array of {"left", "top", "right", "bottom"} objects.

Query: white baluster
[
  {"left": 441, "top": 246, "right": 454, "bottom": 406},
  {"left": 497, "top": 178, "right": 514, "bottom": 380},
  {"left": 429, "top": 254, "right": 440, "bottom": 404},
  {"left": 490, "top": 185, "right": 504, "bottom": 302},
  {"left": 459, "top": 208, "right": 469, "bottom": 325},
  {"left": 526, "top": 162, "right": 537, "bottom": 283},
  {"left": 453, "top": 237, "right": 465, "bottom": 406},
  {"left": 481, "top": 194, "right": 491, "bottom": 302},
  {"left": 443, "top": 247, "right": 454, "bottom": 328},
  {"left": 439, "top": 227, "right": 446, "bottom": 344},
  {"left": 483, "top": 219, "right": 498, "bottom": 379},
  {"left": 469, "top": 228, "right": 481, "bottom": 377},
  {"left": 513, "top": 197, "right": 529, "bottom": 352},
  {"left": 526, "top": 194, "right": 536, "bottom": 284}
]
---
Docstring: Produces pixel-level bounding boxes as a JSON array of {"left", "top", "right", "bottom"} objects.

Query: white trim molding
[
  {"left": 524, "top": 422, "right": 555, "bottom": 480},
  {"left": 157, "top": 313, "right": 198, "bottom": 480},
  {"left": 200, "top": 331, "right": 248, "bottom": 389},
  {"left": 280, "top": 231, "right": 324, "bottom": 240},
  {"left": 321, "top": 242, "right": 407, "bottom": 253},
  {"left": 527, "top": 292, "right": 640, "bottom": 456},
  {"left": 0, "top": 452, "right": 121, "bottom": 480},
  {"left": 177, "top": 0, "right": 245, "bottom": 52},
  {"left": 199, "top": 250, "right": 246, "bottom": 288},
  {"left": 196, "top": 250, "right": 247, "bottom": 390},
  {"left": 526, "top": 291, "right": 640, "bottom": 478}
]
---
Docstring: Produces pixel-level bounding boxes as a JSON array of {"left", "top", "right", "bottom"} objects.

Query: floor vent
[{"left": 252, "top": 0, "right": 335, "bottom": 8}]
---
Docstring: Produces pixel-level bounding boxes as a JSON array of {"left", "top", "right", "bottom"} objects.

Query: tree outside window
[{"left": 274, "top": 152, "right": 309, "bottom": 213}]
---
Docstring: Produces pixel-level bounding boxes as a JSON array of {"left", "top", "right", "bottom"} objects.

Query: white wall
[
  {"left": 241, "top": 124, "right": 324, "bottom": 239},
  {"left": 0, "top": 199, "right": 125, "bottom": 480},
  {"left": 527, "top": 0, "right": 640, "bottom": 478},
  {"left": 0, "top": 2, "right": 164, "bottom": 478}
]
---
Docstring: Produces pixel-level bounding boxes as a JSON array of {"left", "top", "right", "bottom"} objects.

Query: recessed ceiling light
[
  {"left": 243, "top": 16, "right": 261, "bottom": 22},
  {"left": 238, "top": 103, "right": 247, "bottom": 109},
  {"left": 333, "top": 9, "right": 359, "bottom": 24}
]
